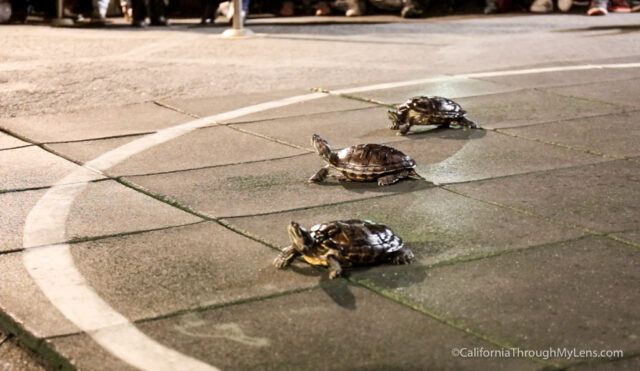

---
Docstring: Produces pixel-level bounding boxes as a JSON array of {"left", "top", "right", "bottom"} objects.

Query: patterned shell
[
  {"left": 334, "top": 144, "right": 416, "bottom": 175},
  {"left": 310, "top": 220, "right": 404, "bottom": 264},
  {"left": 404, "top": 96, "right": 466, "bottom": 118}
]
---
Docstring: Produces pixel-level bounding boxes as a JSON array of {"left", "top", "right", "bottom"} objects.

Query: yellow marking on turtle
[{"left": 303, "top": 256, "right": 329, "bottom": 266}]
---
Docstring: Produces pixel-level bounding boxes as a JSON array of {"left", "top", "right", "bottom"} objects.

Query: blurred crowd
[{"left": 0, "top": 0, "right": 638, "bottom": 26}]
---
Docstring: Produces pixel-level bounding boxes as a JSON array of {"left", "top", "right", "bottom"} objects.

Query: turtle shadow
[
  {"left": 348, "top": 263, "right": 429, "bottom": 290},
  {"left": 319, "top": 278, "right": 358, "bottom": 311},
  {"left": 402, "top": 126, "right": 487, "bottom": 141},
  {"left": 312, "top": 177, "right": 433, "bottom": 194}
]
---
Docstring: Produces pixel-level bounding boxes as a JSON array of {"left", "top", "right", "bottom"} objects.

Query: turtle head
[
  {"left": 387, "top": 109, "right": 401, "bottom": 130},
  {"left": 288, "top": 221, "right": 314, "bottom": 254},
  {"left": 311, "top": 134, "right": 337, "bottom": 164}
]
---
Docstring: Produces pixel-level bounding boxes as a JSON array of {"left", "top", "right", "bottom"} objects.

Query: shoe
[
  {"left": 132, "top": 19, "right": 147, "bottom": 27},
  {"left": 150, "top": 16, "right": 169, "bottom": 26},
  {"left": 400, "top": 5, "right": 422, "bottom": 17},
  {"left": 609, "top": 0, "right": 631, "bottom": 11},
  {"left": 484, "top": 0, "right": 500, "bottom": 14},
  {"left": 315, "top": 1, "right": 331, "bottom": 15},
  {"left": 530, "top": 0, "right": 553, "bottom": 12},
  {"left": 558, "top": 0, "right": 573, "bottom": 11},
  {"left": 345, "top": 0, "right": 365, "bottom": 16},
  {"left": 587, "top": 0, "right": 608, "bottom": 13}
]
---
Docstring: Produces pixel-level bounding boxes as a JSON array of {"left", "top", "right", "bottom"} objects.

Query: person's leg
[
  {"left": 149, "top": 0, "right": 168, "bottom": 25},
  {"left": 131, "top": 0, "right": 147, "bottom": 26}
]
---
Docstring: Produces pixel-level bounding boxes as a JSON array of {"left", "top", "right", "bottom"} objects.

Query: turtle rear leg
[
  {"left": 308, "top": 165, "right": 330, "bottom": 183},
  {"left": 273, "top": 245, "right": 300, "bottom": 269},
  {"left": 391, "top": 249, "right": 415, "bottom": 265},
  {"left": 327, "top": 255, "right": 343, "bottom": 279},
  {"left": 377, "top": 170, "right": 410, "bottom": 186}
]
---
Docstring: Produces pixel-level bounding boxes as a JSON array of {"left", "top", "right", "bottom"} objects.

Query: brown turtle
[
  {"left": 273, "top": 220, "right": 414, "bottom": 279},
  {"left": 308, "top": 134, "right": 423, "bottom": 186},
  {"left": 387, "top": 96, "right": 479, "bottom": 135}
]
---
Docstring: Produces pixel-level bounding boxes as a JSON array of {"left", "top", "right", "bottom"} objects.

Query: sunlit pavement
[{"left": 1, "top": 13, "right": 639, "bottom": 370}]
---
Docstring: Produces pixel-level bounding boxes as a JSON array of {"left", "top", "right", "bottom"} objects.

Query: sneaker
[
  {"left": 609, "top": 0, "right": 631, "bottom": 11},
  {"left": 558, "top": 0, "right": 573, "bottom": 11},
  {"left": 587, "top": 0, "right": 608, "bottom": 13},
  {"left": 530, "top": 0, "right": 553, "bottom": 12}
]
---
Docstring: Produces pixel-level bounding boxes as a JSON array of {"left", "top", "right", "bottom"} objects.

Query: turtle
[
  {"left": 308, "top": 134, "right": 424, "bottom": 186},
  {"left": 273, "top": 220, "right": 414, "bottom": 279},
  {"left": 387, "top": 96, "right": 480, "bottom": 135}
]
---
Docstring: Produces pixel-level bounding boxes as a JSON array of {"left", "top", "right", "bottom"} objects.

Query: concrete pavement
[{"left": 1, "top": 12, "right": 639, "bottom": 370}]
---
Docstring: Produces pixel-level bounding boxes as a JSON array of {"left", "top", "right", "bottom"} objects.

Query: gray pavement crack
[
  {"left": 536, "top": 85, "right": 638, "bottom": 110},
  {"left": 0, "top": 178, "right": 110, "bottom": 195},
  {"left": 119, "top": 152, "right": 311, "bottom": 178},
  {"left": 133, "top": 286, "right": 319, "bottom": 326}
]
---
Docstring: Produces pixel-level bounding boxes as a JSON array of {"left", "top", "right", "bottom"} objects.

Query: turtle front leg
[
  {"left": 396, "top": 123, "right": 411, "bottom": 136},
  {"left": 308, "top": 165, "right": 330, "bottom": 183},
  {"left": 327, "top": 255, "right": 343, "bottom": 279},
  {"left": 273, "top": 245, "right": 300, "bottom": 269}
]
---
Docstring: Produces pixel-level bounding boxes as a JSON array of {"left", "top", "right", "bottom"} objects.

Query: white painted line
[{"left": 21, "top": 62, "right": 640, "bottom": 370}]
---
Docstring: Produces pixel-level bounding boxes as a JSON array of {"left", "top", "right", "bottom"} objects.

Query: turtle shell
[
  {"left": 403, "top": 96, "right": 467, "bottom": 119},
  {"left": 333, "top": 144, "right": 416, "bottom": 181},
  {"left": 310, "top": 219, "right": 404, "bottom": 265}
]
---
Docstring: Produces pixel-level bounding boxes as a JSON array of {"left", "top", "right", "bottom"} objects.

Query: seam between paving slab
[{"left": 537, "top": 84, "right": 640, "bottom": 110}]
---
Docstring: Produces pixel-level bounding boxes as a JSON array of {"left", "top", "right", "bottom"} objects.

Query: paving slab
[
  {"left": 49, "top": 333, "right": 136, "bottom": 371},
  {"left": 224, "top": 187, "right": 585, "bottom": 268},
  {"left": 126, "top": 153, "right": 431, "bottom": 218},
  {"left": 477, "top": 67, "right": 640, "bottom": 89},
  {"left": 0, "top": 146, "right": 103, "bottom": 192},
  {"left": 222, "top": 95, "right": 378, "bottom": 124},
  {"left": 354, "top": 236, "right": 640, "bottom": 364},
  {"left": 450, "top": 160, "right": 640, "bottom": 233},
  {"left": 65, "top": 180, "right": 202, "bottom": 242},
  {"left": 453, "top": 89, "right": 623, "bottom": 129},
  {"left": 568, "top": 357, "right": 640, "bottom": 371},
  {"left": 69, "top": 222, "right": 321, "bottom": 321},
  {"left": 420, "top": 130, "right": 608, "bottom": 184},
  {"left": 52, "top": 283, "right": 538, "bottom": 371},
  {"left": 0, "top": 336, "right": 48, "bottom": 371},
  {"left": 47, "top": 125, "right": 307, "bottom": 177},
  {"left": 0, "top": 132, "right": 29, "bottom": 150},
  {"left": 0, "top": 252, "right": 80, "bottom": 337},
  {"left": 161, "top": 89, "right": 313, "bottom": 119},
  {"left": 345, "top": 77, "right": 519, "bottom": 105},
  {"left": 0, "top": 102, "right": 191, "bottom": 143},
  {"left": 235, "top": 106, "right": 409, "bottom": 150},
  {"left": 501, "top": 110, "right": 640, "bottom": 159},
  {"left": 0, "top": 189, "right": 46, "bottom": 253},
  {"left": 545, "top": 77, "right": 640, "bottom": 108}
]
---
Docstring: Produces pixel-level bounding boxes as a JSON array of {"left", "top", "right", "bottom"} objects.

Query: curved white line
[{"left": 22, "top": 62, "right": 640, "bottom": 370}]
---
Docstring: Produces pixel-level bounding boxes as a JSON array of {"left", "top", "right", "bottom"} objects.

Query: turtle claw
[
  {"left": 273, "top": 256, "right": 290, "bottom": 269},
  {"left": 328, "top": 270, "right": 341, "bottom": 279}
]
